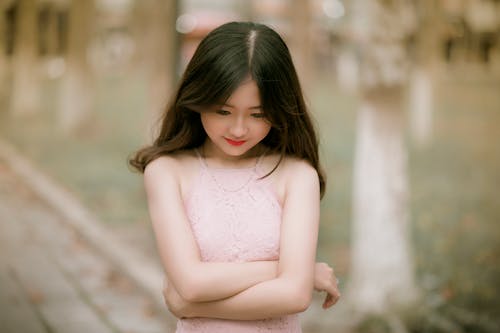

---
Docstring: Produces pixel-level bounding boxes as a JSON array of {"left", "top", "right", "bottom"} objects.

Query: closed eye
[
  {"left": 216, "top": 110, "right": 231, "bottom": 116},
  {"left": 251, "top": 113, "right": 266, "bottom": 119}
]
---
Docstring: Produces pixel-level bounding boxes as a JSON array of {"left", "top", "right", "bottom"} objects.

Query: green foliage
[{"left": 356, "top": 315, "right": 392, "bottom": 333}]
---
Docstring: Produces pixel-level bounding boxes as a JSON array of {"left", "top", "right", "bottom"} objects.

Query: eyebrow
[{"left": 223, "top": 103, "right": 262, "bottom": 110}]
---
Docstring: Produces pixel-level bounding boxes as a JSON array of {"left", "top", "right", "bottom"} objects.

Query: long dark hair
[{"left": 129, "top": 21, "right": 326, "bottom": 198}]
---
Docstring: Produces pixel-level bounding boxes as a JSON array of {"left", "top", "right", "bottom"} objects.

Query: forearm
[
  {"left": 183, "top": 275, "right": 313, "bottom": 320},
  {"left": 175, "top": 260, "right": 278, "bottom": 302}
]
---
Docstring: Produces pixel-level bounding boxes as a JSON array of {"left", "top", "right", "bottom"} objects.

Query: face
[{"left": 200, "top": 78, "right": 271, "bottom": 161}]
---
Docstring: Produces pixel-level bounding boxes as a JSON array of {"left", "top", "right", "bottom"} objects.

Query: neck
[{"left": 201, "top": 141, "right": 266, "bottom": 169}]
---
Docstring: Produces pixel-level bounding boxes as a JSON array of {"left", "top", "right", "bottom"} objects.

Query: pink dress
[{"left": 176, "top": 150, "right": 302, "bottom": 333}]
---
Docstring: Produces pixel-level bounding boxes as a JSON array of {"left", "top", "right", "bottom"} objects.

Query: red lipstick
[{"left": 225, "top": 138, "right": 246, "bottom": 146}]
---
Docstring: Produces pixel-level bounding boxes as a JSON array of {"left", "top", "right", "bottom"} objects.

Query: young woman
[{"left": 130, "top": 22, "right": 340, "bottom": 332}]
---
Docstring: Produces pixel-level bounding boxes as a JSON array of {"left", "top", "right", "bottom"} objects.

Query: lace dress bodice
[{"left": 176, "top": 150, "right": 301, "bottom": 333}]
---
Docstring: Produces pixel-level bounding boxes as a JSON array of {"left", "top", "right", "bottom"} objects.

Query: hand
[
  {"left": 162, "top": 277, "right": 190, "bottom": 318},
  {"left": 314, "top": 262, "right": 341, "bottom": 309}
]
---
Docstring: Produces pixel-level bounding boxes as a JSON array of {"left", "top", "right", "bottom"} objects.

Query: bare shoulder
[
  {"left": 282, "top": 157, "right": 319, "bottom": 182},
  {"left": 144, "top": 153, "right": 178, "bottom": 176},
  {"left": 263, "top": 155, "right": 319, "bottom": 203},
  {"left": 280, "top": 157, "right": 320, "bottom": 200},
  {"left": 143, "top": 150, "right": 199, "bottom": 190}
]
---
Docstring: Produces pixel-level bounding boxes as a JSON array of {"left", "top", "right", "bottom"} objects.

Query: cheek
[
  {"left": 256, "top": 122, "right": 272, "bottom": 139},
  {"left": 200, "top": 115, "right": 222, "bottom": 135}
]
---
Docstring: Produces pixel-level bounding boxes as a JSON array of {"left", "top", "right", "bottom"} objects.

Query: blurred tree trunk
[
  {"left": 132, "top": 0, "right": 178, "bottom": 142},
  {"left": 289, "top": 0, "right": 312, "bottom": 91},
  {"left": 58, "top": 0, "right": 94, "bottom": 133},
  {"left": 10, "top": 0, "right": 39, "bottom": 115},
  {"left": 42, "top": 3, "right": 59, "bottom": 58},
  {"left": 348, "top": 0, "right": 419, "bottom": 316},
  {"left": 409, "top": 0, "right": 441, "bottom": 148},
  {"left": 0, "top": 3, "right": 9, "bottom": 107}
]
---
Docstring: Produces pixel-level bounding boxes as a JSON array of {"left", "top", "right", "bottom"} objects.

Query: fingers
[
  {"left": 321, "top": 277, "right": 341, "bottom": 309},
  {"left": 315, "top": 262, "right": 341, "bottom": 309},
  {"left": 322, "top": 289, "right": 341, "bottom": 309},
  {"left": 322, "top": 293, "right": 333, "bottom": 309}
]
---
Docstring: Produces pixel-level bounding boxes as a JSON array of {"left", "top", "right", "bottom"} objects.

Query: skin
[
  {"left": 144, "top": 78, "right": 340, "bottom": 321},
  {"left": 164, "top": 262, "right": 340, "bottom": 316},
  {"left": 313, "top": 262, "right": 341, "bottom": 309},
  {"left": 199, "top": 78, "right": 272, "bottom": 165}
]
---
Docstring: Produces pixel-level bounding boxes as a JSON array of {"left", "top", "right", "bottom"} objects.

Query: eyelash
[{"left": 215, "top": 110, "right": 266, "bottom": 119}]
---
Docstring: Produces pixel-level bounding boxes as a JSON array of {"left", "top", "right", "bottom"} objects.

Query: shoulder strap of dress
[
  {"left": 255, "top": 148, "right": 269, "bottom": 171},
  {"left": 194, "top": 148, "right": 207, "bottom": 169}
]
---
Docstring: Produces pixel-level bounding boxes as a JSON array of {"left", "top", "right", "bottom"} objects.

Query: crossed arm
[
  {"left": 144, "top": 157, "right": 333, "bottom": 320},
  {"left": 163, "top": 261, "right": 341, "bottom": 319}
]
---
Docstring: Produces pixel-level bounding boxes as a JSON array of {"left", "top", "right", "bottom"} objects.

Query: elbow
[
  {"left": 277, "top": 275, "right": 314, "bottom": 313},
  {"left": 293, "top": 290, "right": 312, "bottom": 313},
  {"left": 287, "top": 284, "right": 313, "bottom": 313}
]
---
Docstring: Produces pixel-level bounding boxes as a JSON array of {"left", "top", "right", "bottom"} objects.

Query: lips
[{"left": 225, "top": 138, "right": 246, "bottom": 146}]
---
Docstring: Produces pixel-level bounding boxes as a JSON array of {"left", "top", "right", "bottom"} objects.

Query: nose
[{"left": 229, "top": 117, "right": 248, "bottom": 138}]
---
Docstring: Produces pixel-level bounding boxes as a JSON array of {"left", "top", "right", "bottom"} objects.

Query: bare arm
[
  {"left": 166, "top": 160, "right": 321, "bottom": 320},
  {"left": 165, "top": 262, "right": 341, "bottom": 318},
  {"left": 144, "top": 157, "right": 278, "bottom": 302}
]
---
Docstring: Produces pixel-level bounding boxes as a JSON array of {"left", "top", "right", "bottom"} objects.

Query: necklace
[
  {"left": 208, "top": 168, "right": 256, "bottom": 193},
  {"left": 199, "top": 147, "right": 260, "bottom": 193}
]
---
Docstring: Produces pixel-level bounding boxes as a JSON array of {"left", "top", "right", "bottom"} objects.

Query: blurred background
[{"left": 0, "top": 0, "right": 499, "bottom": 332}]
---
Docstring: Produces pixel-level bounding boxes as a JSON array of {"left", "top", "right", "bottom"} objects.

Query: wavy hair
[{"left": 129, "top": 22, "right": 326, "bottom": 197}]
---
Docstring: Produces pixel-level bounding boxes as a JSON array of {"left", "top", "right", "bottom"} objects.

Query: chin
[
  {"left": 220, "top": 143, "right": 254, "bottom": 157},
  {"left": 224, "top": 147, "right": 250, "bottom": 157}
]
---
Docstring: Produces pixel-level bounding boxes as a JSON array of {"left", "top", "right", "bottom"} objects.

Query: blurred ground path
[{"left": 0, "top": 160, "right": 174, "bottom": 333}]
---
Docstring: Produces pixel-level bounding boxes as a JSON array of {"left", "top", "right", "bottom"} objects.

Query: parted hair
[{"left": 128, "top": 21, "right": 326, "bottom": 198}]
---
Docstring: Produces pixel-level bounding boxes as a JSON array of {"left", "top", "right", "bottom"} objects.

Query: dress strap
[
  {"left": 194, "top": 148, "right": 208, "bottom": 169},
  {"left": 255, "top": 148, "right": 269, "bottom": 171}
]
